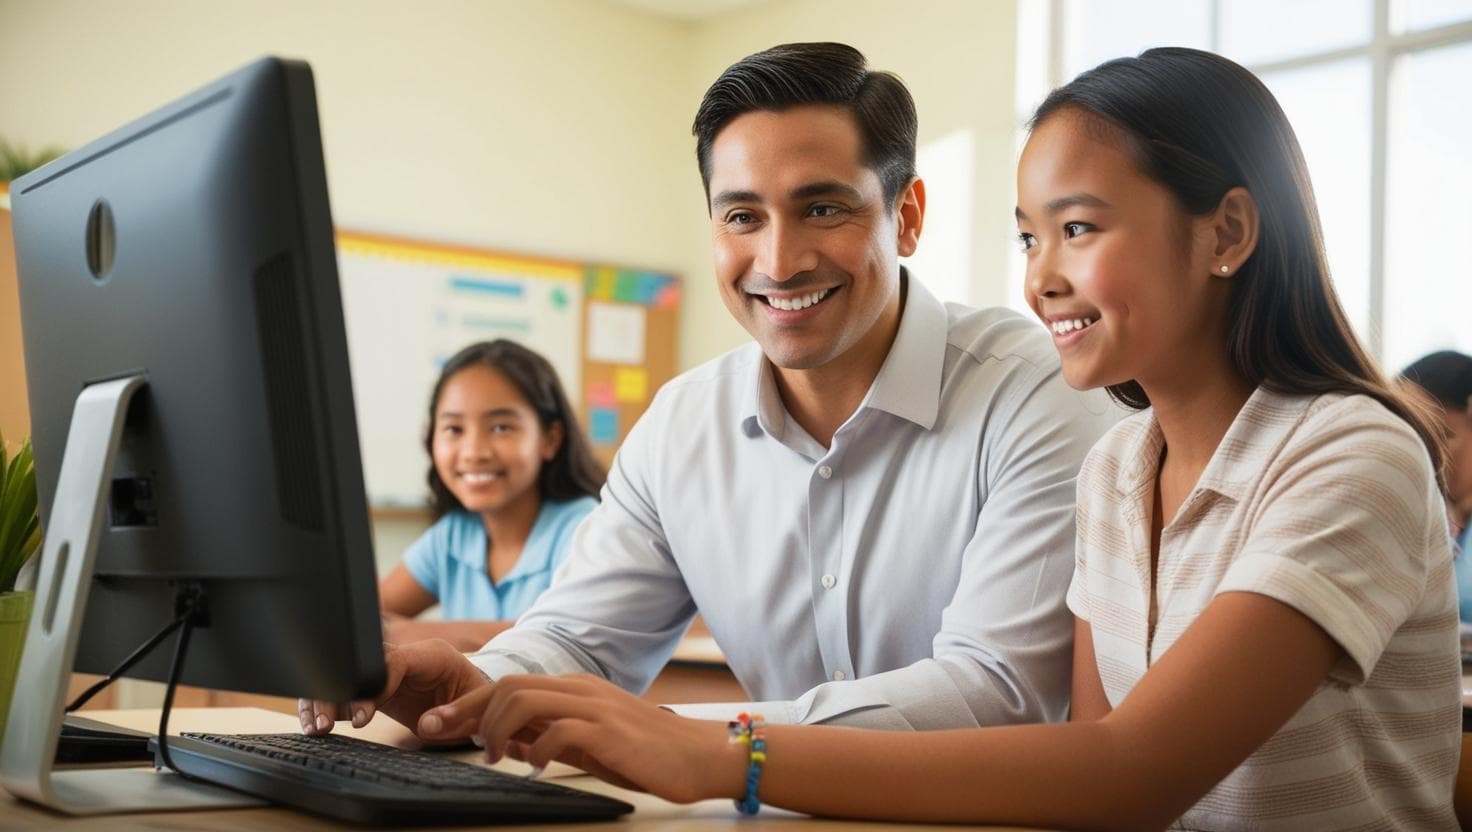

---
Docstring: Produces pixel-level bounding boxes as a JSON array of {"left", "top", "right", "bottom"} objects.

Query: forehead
[
  {"left": 1017, "top": 110, "right": 1151, "bottom": 204},
  {"left": 438, "top": 365, "right": 525, "bottom": 408},
  {"left": 708, "top": 105, "right": 877, "bottom": 196}
]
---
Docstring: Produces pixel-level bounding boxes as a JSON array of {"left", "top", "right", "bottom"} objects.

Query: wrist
[{"left": 705, "top": 720, "right": 751, "bottom": 801}]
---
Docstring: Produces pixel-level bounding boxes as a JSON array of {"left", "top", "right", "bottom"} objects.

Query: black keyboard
[{"left": 150, "top": 732, "right": 634, "bottom": 825}]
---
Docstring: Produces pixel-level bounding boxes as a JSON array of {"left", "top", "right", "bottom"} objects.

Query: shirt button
[
  {"left": 817, "top": 465, "right": 833, "bottom": 479},
  {"left": 832, "top": 670, "right": 845, "bottom": 681},
  {"left": 820, "top": 574, "right": 836, "bottom": 589}
]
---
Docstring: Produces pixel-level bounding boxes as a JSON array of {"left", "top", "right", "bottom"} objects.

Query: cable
[
  {"left": 65, "top": 608, "right": 189, "bottom": 712},
  {"left": 154, "top": 583, "right": 208, "bottom": 779}
]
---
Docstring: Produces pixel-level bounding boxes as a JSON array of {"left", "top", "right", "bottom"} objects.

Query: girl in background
[
  {"left": 418, "top": 48, "right": 1461, "bottom": 830},
  {"left": 1400, "top": 350, "right": 1472, "bottom": 622},
  {"left": 378, "top": 339, "right": 604, "bottom": 652}
]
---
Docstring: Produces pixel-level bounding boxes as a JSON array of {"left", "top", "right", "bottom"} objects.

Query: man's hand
[{"left": 298, "top": 639, "right": 491, "bottom": 736}]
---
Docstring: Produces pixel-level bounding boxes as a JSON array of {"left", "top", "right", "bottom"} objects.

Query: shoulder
[
  {"left": 406, "top": 511, "right": 477, "bottom": 562},
  {"left": 942, "top": 304, "right": 1060, "bottom": 378},
  {"left": 1270, "top": 390, "right": 1432, "bottom": 479},
  {"left": 541, "top": 495, "right": 599, "bottom": 529}
]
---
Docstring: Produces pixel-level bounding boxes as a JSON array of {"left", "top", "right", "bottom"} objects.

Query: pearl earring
[{"left": 1219, "top": 265, "right": 1230, "bottom": 274}]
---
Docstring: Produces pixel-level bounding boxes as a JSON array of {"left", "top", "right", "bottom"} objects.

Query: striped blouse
[{"left": 1068, "top": 387, "right": 1460, "bottom": 830}]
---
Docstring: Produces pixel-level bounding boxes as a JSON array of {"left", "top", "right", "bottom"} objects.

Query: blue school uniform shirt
[{"left": 402, "top": 496, "right": 597, "bottom": 621}]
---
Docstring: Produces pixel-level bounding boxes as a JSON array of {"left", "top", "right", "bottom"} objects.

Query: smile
[
  {"left": 757, "top": 288, "right": 833, "bottom": 311},
  {"left": 1050, "top": 317, "right": 1096, "bottom": 335},
  {"left": 459, "top": 471, "right": 504, "bottom": 484}
]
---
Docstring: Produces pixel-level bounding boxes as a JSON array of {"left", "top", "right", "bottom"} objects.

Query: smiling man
[{"left": 304, "top": 42, "right": 1118, "bottom": 737}]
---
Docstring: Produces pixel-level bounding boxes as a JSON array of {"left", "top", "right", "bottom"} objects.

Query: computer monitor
[{"left": 1, "top": 57, "right": 385, "bottom": 813}]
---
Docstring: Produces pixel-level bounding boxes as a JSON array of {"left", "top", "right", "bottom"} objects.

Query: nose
[
  {"left": 754, "top": 217, "right": 819, "bottom": 282},
  {"left": 1025, "top": 246, "right": 1068, "bottom": 302},
  {"left": 461, "top": 428, "right": 494, "bottom": 461}
]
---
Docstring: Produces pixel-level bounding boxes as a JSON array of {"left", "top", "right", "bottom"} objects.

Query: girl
[
  {"left": 377, "top": 339, "right": 604, "bottom": 652},
  {"left": 415, "top": 49, "right": 1461, "bottom": 829}
]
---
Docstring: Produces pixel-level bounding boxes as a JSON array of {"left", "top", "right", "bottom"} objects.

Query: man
[{"left": 304, "top": 42, "right": 1117, "bottom": 736}]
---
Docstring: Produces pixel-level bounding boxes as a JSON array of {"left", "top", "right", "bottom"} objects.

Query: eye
[
  {"left": 1063, "top": 222, "right": 1093, "bottom": 239},
  {"left": 1016, "top": 232, "right": 1036, "bottom": 252},
  {"left": 440, "top": 424, "right": 463, "bottom": 436},
  {"left": 808, "top": 204, "right": 842, "bottom": 218},
  {"left": 725, "top": 210, "right": 758, "bottom": 226},
  {"left": 490, "top": 422, "right": 517, "bottom": 434}
]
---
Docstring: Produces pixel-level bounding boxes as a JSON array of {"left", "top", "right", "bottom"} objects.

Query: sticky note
[
  {"left": 590, "top": 408, "right": 619, "bottom": 445},
  {"left": 586, "top": 381, "right": 617, "bottom": 408},
  {"left": 614, "top": 367, "right": 647, "bottom": 403}
]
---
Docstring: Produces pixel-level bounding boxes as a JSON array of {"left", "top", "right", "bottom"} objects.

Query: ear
[
  {"left": 1205, "top": 186, "right": 1259, "bottom": 277},
  {"left": 895, "top": 176, "right": 925, "bottom": 258},
  {"left": 542, "top": 421, "right": 565, "bottom": 462}
]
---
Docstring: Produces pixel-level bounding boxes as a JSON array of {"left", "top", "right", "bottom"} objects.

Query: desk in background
[{"left": 2, "top": 707, "right": 1043, "bottom": 831}]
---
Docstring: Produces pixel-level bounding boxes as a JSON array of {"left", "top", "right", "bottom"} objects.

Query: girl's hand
[{"left": 417, "top": 673, "right": 748, "bottom": 804}]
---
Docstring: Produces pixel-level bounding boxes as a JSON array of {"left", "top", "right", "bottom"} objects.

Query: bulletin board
[{"left": 335, "top": 230, "right": 680, "bottom": 509}]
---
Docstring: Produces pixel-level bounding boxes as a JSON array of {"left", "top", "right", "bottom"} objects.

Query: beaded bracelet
[{"left": 727, "top": 711, "right": 767, "bottom": 815}]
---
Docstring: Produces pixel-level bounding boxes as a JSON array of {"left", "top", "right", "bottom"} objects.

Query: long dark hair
[
  {"left": 425, "top": 340, "right": 605, "bottom": 519},
  {"left": 1031, "top": 47, "right": 1444, "bottom": 480}
]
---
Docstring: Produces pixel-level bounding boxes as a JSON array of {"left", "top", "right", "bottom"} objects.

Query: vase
[{"left": 0, "top": 589, "right": 35, "bottom": 749}]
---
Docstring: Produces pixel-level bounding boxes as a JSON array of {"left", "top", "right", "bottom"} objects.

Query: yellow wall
[{"left": 0, "top": 0, "right": 1020, "bottom": 375}]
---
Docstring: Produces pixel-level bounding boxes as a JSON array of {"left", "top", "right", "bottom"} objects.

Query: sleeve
[
  {"left": 755, "top": 366, "right": 1118, "bottom": 729},
  {"left": 468, "top": 400, "right": 698, "bottom": 690},
  {"left": 1214, "top": 400, "right": 1439, "bottom": 685},
  {"left": 400, "top": 519, "right": 446, "bottom": 598},
  {"left": 544, "top": 497, "right": 597, "bottom": 575},
  {"left": 1065, "top": 449, "right": 1110, "bottom": 623}
]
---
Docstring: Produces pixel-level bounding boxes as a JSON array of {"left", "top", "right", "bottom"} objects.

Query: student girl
[
  {"left": 415, "top": 48, "right": 1462, "bottom": 829},
  {"left": 377, "top": 339, "right": 604, "bottom": 652}
]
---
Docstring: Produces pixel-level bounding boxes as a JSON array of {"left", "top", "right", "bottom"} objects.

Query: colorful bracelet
[{"left": 727, "top": 712, "right": 767, "bottom": 815}]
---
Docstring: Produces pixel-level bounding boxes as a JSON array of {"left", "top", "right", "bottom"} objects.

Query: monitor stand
[{"left": 0, "top": 375, "right": 261, "bottom": 814}]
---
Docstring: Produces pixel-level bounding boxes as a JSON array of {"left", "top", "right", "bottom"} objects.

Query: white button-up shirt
[{"left": 470, "top": 275, "right": 1120, "bottom": 728}]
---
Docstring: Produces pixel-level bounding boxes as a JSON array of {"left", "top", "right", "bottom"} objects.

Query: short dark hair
[
  {"left": 1401, "top": 351, "right": 1472, "bottom": 411},
  {"left": 1029, "top": 47, "right": 1445, "bottom": 483},
  {"left": 692, "top": 42, "right": 918, "bottom": 208},
  {"left": 424, "top": 340, "right": 605, "bottom": 519}
]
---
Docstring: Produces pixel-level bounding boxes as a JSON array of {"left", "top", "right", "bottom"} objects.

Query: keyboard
[{"left": 150, "top": 732, "right": 635, "bottom": 825}]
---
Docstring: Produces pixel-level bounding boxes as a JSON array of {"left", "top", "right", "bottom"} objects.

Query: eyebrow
[
  {"left": 437, "top": 407, "right": 522, "bottom": 420},
  {"left": 711, "top": 180, "right": 865, "bottom": 211},
  {"left": 1014, "top": 193, "right": 1112, "bottom": 221}
]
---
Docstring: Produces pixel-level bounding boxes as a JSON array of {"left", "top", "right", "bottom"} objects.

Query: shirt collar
[
  {"left": 739, "top": 268, "right": 948, "bottom": 438},
  {"left": 1117, "top": 385, "right": 1301, "bottom": 502},
  {"left": 449, "top": 503, "right": 562, "bottom": 582}
]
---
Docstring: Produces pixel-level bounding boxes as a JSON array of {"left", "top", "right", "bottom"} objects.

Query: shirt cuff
[{"left": 661, "top": 700, "right": 801, "bottom": 724}]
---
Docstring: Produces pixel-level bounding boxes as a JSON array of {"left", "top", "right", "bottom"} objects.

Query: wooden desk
[{"left": 1, "top": 708, "right": 1038, "bottom": 831}]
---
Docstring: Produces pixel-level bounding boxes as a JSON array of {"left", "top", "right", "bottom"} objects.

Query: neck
[
  {"left": 1141, "top": 364, "right": 1256, "bottom": 476},
  {"left": 772, "top": 278, "right": 905, "bottom": 448},
  {"left": 479, "top": 489, "right": 542, "bottom": 547}
]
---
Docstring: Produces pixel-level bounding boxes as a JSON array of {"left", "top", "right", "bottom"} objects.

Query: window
[{"left": 1014, "top": 0, "right": 1472, "bottom": 372}]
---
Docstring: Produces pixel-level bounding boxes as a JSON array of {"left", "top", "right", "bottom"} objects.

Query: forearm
[
  {"left": 384, "top": 619, "right": 514, "bottom": 653},
  {"left": 744, "top": 720, "right": 1171, "bottom": 830}
]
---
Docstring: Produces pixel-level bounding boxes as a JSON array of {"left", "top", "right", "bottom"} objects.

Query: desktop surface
[{"left": 2, "top": 708, "right": 1050, "bottom": 831}]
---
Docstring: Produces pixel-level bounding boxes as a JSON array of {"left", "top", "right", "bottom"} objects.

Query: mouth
[
  {"left": 750, "top": 287, "right": 836, "bottom": 312},
  {"left": 1048, "top": 315, "right": 1098, "bottom": 337},
  {"left": 458, "top": 471, "right": 505, "bottom": 485}
]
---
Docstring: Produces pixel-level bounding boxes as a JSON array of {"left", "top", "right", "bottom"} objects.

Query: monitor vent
[{"left": 252, "top": 253, "right": 326, "bottom": 532}]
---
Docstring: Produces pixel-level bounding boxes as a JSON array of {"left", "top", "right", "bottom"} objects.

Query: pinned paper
[
  {"left": 590, "top": 408, "right": 620, "bottom": 445},
  {"left": 586, "top": 381, "right": 617, "bottom": 408},
  {"left": 587, "top": 302, "right": 646, "bottom": 364},
  {"left": 614, "top": 367, "right": 647, "bottom": 403}
]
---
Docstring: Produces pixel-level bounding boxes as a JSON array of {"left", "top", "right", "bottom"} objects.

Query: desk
[{"left": 1, "top": 708, "right": 1038, "bottom": 831}]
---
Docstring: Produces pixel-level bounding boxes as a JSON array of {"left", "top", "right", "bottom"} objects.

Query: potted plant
[{"left": 0, "top": 431, "right": 41, "bottom": 747}]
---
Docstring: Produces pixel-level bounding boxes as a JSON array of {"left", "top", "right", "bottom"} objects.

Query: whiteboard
[{"left": 336, "top": 233, "right": 584, "bottom": 508}]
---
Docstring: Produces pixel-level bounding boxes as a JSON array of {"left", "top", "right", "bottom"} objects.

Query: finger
[
  {"left": 298, "top": 699, "right": 348, "bottom": 734},
  {"left": 523, "top": 719, "right": 643, "bottom": 792},
  {"left": 419, "top": 684, "right": 496, "bottom": 739},
  {"left": 480, "top": 688, "right": 610, "bottom": 760}
]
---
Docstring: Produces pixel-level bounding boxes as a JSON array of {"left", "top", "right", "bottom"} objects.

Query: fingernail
[
  {"left": 421, "top": 713, "right": 443, "bottom": 733},
  {"left": 300, "top": 714, "right": 310, "bottom": 731},
  {"left": 470, "top": 734, "right": 484, "bottom": 748},
  {"left": 524, "top": 765, "right": 544, "bottom": 781},
  {"left": 353, "top": 708, "right": 366, "bottom": 726},
  {"left": 316, "top": 714, "right": 331, "bottom": 731}
]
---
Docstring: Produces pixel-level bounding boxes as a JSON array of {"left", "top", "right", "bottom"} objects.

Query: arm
[
  {"left": 466, "top": 402, "right": 697, "bottom": 690},
  {"left": 1068, "top": 618, "right": 1111, "bottom": 721},
  {"left": 744, "top": 369, "right": 1115, "bottom": 729},
  {"left": 384, "top": 619, "right": 514, "bottom": 653},
  {"left": 425, "top": 591, "right": 1340, "bottom": 830}
]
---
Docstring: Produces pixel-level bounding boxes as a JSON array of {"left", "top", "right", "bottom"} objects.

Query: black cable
[
  {"left": 65, "top": 609, "right": 189, "bottom": 712},
  {"left": 155, "top": 585, "right": 207, "bottom": 780}
]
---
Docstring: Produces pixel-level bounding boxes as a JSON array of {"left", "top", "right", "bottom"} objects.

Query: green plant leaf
[{"left": 0, "top": 436, "right": 40, "bottom": 592}]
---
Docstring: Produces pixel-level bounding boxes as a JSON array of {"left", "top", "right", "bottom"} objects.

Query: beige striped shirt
[{"left": 1069, "top": 388, "right": 1460, "bottom": 831}]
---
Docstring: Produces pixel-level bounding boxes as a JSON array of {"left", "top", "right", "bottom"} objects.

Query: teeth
[
  {"left": 1050, "top": 317, "right": 1095, "bottom": 335},
  {"left": 461, "top": 472, "right": 501, "bottom": 483},
  {"left": 766, "top": 288, "right": 831, "bottom": 311}
]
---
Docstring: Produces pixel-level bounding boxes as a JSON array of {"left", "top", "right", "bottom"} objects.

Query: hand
[
  {"left": 418, "top": 673, "right": 747, "bottom": 804},
  {"left": 297, "top": 639, "right": 491, "bottom": 737}
]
